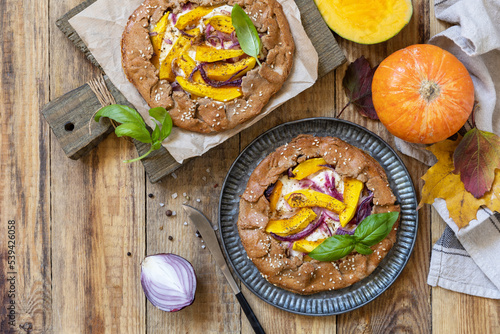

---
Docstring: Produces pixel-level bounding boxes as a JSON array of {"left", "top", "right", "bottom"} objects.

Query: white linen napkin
[{"left": 396, "top": 0, "right": 500, "bottom": 299}]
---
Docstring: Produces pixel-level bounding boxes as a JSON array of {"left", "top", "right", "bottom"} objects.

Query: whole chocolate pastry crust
[
  {"left": 121, "top": 0, "right": 294, "bottom": 133},
  {"left": 237, "top": 135, "right": 400, "bottom": 295}
]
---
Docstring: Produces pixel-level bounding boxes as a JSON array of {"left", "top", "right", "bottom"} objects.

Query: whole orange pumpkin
[{"left": 372, "top": 44, "right": 474, "bottom": 144}]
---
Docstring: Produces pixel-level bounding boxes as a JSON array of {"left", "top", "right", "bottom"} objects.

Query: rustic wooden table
[{"left": 1, "top": 0, "right": 499, "bottom": 333}]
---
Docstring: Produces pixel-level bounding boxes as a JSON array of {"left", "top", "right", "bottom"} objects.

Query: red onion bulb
[{"left": 141, "top": 253, "right": 197, "bottom": 312}]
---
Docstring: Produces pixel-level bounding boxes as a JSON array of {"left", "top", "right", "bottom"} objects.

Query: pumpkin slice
[
  {"left": 150, "top": 12, "right": 169, "bottom": 69},
  {"left": 204, "top": 57, "right": 256, "bottom": 81},
  {"left": 268, "top": 180, "right": 283, "bottom": 212},
  {"left": 176, "top": 76, "right": 242, "bottom": 102},
  {"left": 339, "top": 178, "right": 364, "bottom": 227},
  {"left": 314, "top": 0, "right": 413, "bottom": 44},
  {"left": 174, "top": 53, "right": 204, "bottom": 83},
  {"left": 205, "top": 15, "right": 234, "bottom": 34},
  {"left": 195, "top": 45, "right": 245, "bottom": 62},
  {"left": 285, "top": 189, "right": 346, "bottom": 213},
  {"left": 159, "top": 29, "right": 200, "bottom": 82},
  {"left": 265, "top": 208, "right": 317, "bottom": 236},
  {"left": 175, "top": 6, "right": 217, "bottom": 30},
  {"left": 293, "top": 239, "right": 325, "bottom": 253},
  {"left": 291, "top": 158, "right": 328, "bottom": 180}
]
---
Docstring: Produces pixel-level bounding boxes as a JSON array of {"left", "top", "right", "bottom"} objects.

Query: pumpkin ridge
[{"left": 379, "top": 64, "right": 422, "bottom": 87}]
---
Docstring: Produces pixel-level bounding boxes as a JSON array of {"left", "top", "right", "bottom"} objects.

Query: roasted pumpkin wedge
[
  {"left": 175, "top": 6, "right": 217, "bottom": 30},
  {"left": 150, "top": 12, "right": 169, "bottom": 69},
  {"left": 293, "top": 239, "right": 325, "bottom": 253},
  {"left": 195, "top": 45, "right": 245, "bottom": 62},
  {"left": 159, "top": 28, "right": 200, "bottom": 81},
  {"left": 204, "top": 57, "right": 256, "bottom": 81},
  {"left": 176, "top": 76, "right": 242, "bottom": 102},
  {"left": 285, "top": 189, "right": 346, "bottom": 213},
  {"left": 205, "top": 15, "right": 234, "bottom": 34},
  {"left": 265, "top": 208, "right": 317, "bottom": 236},
  {"left": 268, "top": 180, "right": 283, "bottom": 212},
  {"left": 339, "top": 178, "right": 364, "bottom": 227},
  {"left": 174, "top": 53, "right": 203, "bottom": 83},
  {"left": 291, "top": 158, "right": 328, "bottom": 180}
]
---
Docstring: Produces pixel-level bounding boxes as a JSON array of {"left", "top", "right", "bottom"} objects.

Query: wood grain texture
[
  {"left": 0, "top": 0, "right": 51, "bottom": 333},
  {"left": 40, "top": 76, "right": 115, "bottom": 160},
  {"left": 49, "top": 0, "right": 146, "bottom": 333},
  {"left": 144, "top": 136, "right": 242, "bottom": 333}
]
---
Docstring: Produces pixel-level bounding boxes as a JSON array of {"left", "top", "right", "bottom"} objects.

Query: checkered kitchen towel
[
  {"left": 428, "top": 208, "right": 500, "bottom": 299},
  {"left": 394, "top": 0, "right": 500, "bottom": 299}
]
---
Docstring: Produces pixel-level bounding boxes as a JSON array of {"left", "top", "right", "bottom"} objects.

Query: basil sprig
[
  {"left": 95, "top": 104, "right": 172, "bottom": 163},
  {"left": 231, "top": 4, "right": 262, "bottom": 66},
  {"left": 309, "top": 212, "right": 399, "bottom": 262}
]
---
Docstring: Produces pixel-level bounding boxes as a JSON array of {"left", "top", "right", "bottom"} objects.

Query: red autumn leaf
[
  {"left": 453, "top": 128, "right": 500, "bottom": 198},
  {"left": 341, "top": 56, "right": 378, "bottom": 120}
]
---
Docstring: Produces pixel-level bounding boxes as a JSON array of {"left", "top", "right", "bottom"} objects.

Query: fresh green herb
[
  {"left": 309, "top": 212, "right": 399, "bottom": 262},
  {"left": 231, "top": 4, "right": 262, "bottom": 66},
  {"left": 94, "top": 104, "right": 172, "bottom": 163}
]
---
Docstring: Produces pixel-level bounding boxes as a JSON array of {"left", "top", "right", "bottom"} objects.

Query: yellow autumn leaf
[{"left": 419, "top": 136, "right": 500, "bottom": 228}]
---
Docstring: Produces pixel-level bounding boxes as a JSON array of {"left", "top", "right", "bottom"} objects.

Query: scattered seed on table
[
  {"left": 172, "top": 210, "right": 176, "bottom": 216},
  {"left": 171, "top": 193, "right": 178, "bottom": 199},
  {"left": 183, "top": 222, "right": 188, "bottom": 226},
  {"left": 168, "top": 236, "right": 173, "bottom": 241},
  {"left": 159, "top": 226, "right": 164, "bottom": 230},
  {"left": 201, "top": 245, "right": 206, "bottom": 249},
  {"left": 127, "top": 252, "right": 132, "bottom": 256},
  {"left": 148, "top": 193, "right": 154, "bottom": 198},
  {"left": 196, "top": 198, "right": 201, "bottom": 203},
  {"left": 214, "top": 184, "right": 218, "bottom": 188},
  {"left": 195, "top": 231, "right": 201, "bottom": 238},
  {"left": 160, "top": 203, "right": 165, "bottom": 207},
  {"left": 166, "top": 210, "right": 173, "bottom": 216}
]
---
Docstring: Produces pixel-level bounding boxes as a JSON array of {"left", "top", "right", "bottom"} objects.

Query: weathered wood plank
[
  {"left": 294, "top": 0, "right": 346, "bottom": 77},
  {"left": 55, "top": 0, "right": 101, "bottom": 70},
  {"left": 49, "top": 1, "right": 146, "bottom": 333},
  {"left": 144, "top": 136, "right": 242, "bottom": 333},
  {"left": 41, "top": 76, "right": 115, "bottom": 160},
  {"left": 0, "top": 0, "right": 52, "bottom": 333}
]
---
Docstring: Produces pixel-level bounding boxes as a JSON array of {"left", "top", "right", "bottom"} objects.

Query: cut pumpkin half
[{"left": 314, "top": 0, "right": 413, "bottom": 45}]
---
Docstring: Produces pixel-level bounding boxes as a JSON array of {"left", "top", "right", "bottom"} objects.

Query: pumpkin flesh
[
  {"left": 314, "top": 0, "right": 413, "bottom": 44},
  {"left": 372, "top": 44, "right": 475, "bottom": 144}
]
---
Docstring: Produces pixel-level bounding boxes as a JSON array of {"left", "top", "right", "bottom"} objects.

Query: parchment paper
[{"left": 69, "top": 0, "right": 318, "bottom": 163}]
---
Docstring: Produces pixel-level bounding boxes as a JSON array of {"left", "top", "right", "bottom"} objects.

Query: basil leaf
[
  {"left": 231, "top": 4, "right": 262, "bottom": 65},
  {"left": 95, "top": 104, "right": 145, "bottom": 126},
  {"left": 355, "top": 243, "right": 373, "bottom": 255},
  {"left": 309, "top": 235, "right": 356, "bottom": 262},
  {"left": 115, "top": 123, "right": 152, "bottom": 143},
  {"left": 151, "top": 123, "right": 161, "bottom": 143},
  {"left": 149, "top": 107, "right": 168, "bottom": 124},
  {"left": 160, "top": 112, "right": 173, "bottom": 141},
  {"left": 354, "top": 212, "right": 399, "bottom": 247}
]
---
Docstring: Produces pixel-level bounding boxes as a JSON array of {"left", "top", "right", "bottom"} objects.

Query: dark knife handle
[{"left": 235, "top": 292, "right": 266, "bottom": 334}]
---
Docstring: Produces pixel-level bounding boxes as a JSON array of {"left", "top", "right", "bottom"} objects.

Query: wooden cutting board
[{"left": 41, "top": 0, "right": 345, "bottom": 183}]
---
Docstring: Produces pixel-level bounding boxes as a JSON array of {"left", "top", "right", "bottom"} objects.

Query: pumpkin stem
[{"left": 419, "top": 80, "right": 441, "bottom": 103}]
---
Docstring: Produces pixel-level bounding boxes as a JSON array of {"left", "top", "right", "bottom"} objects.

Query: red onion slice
[
  {"left": 270, "top": 213, "right": 325, "bottom": 242},
  {"left": 149, "top": 32, "right": 158, "bottom": 36},
  {"left": 141, "top": 253, "right": 197, "bottom": 312}
]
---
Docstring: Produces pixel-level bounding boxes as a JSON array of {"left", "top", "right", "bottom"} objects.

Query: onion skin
[{"left": 141, "top": 253, "right": 197, "bottom": 312}]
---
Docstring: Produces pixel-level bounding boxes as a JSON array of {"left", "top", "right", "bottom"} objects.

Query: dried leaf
[
  {"left": 419, "top": 137, "right": 500, "bottom": 228},
  {"left": 341, "top": 56, "right": 378, "bottom": 120},
  {"left": 453, "top": 128, "right": 500, "bottom": 198}
]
